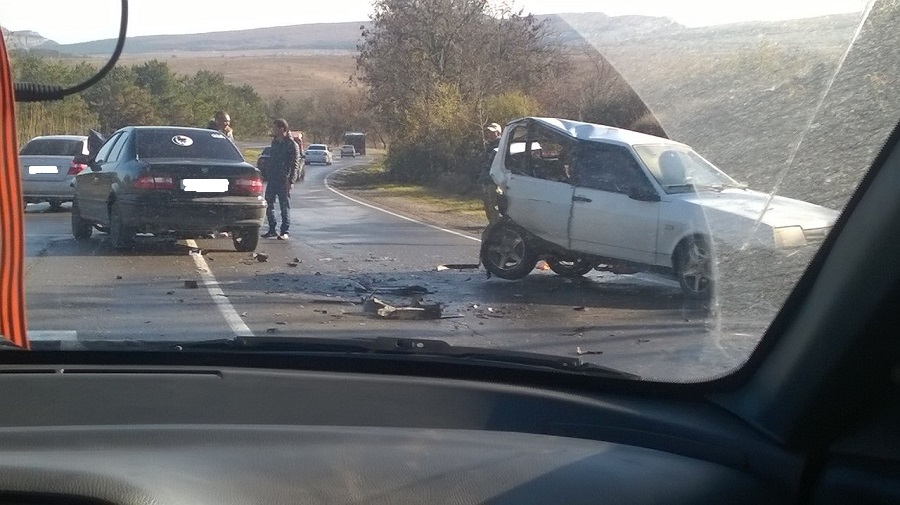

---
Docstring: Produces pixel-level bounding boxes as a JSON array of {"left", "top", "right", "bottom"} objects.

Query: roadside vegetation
[
  {"left": 354, "top": 0, "right": 664, "bottom": 193},
  {"left": 10, "top": 54, "right": 270, "bottom": 146}
]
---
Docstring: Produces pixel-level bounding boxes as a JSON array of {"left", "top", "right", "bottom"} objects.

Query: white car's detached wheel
[
  {"left": 71, "top": 201, "right": 92, "bottom": 241},
  {"left": 233, "top": 227, "right": 260, "bottom": 252},
  {"left": 108, "top": 203, "right": 135, "bottom": 250},
  {"left": 675, "top": 236, "right": 713, "bottom": 299},
  {"left": 548, "top": 258, "right": 595, "bottom": 278},
  {"left": 483, "top": 223, "right": 538, "bottom": 280}
]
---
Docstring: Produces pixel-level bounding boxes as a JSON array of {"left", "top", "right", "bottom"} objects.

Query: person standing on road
[
  {"left": 206, "top": 111, "right": 234, "bottom": 141},
  {"left": 263, "top": 118, "right": 300, "bottom": 240},
  {"left": 480, "top": 122, "right": 503, "bottom": 222}
]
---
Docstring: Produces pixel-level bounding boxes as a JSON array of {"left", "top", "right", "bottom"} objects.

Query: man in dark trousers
[{"left": 263, "top": 118, "right": 300, "bottom": 240}]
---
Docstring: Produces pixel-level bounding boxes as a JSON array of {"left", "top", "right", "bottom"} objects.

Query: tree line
[
  {"left": 355, "top": 0, "right": 664, "bottom": 192},
  {"left": 10, "top": 54, "right": 270, "bottom": 147}
]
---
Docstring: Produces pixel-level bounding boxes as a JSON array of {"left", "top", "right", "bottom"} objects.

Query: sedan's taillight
[
  {"left": 233, "top": 176, "right": 263, "bottom": 195},
  {"left": 134, "top": 175, "right": 176, "bottom": 190},
  {"left": 67, "top": 161, "right": 87, "bottom": 175}
]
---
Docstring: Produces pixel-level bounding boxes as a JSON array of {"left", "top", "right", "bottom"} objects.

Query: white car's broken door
[
  {"left": 568, "top": 142, "right": 661, "bottom": 265},
  {"left": 500, "top": 124, "right": 575, "bottom": 248}
]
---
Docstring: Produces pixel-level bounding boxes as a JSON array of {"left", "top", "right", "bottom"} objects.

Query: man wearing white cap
[{"left": 481, "top": 122, "right": 503, "bottom": 222}]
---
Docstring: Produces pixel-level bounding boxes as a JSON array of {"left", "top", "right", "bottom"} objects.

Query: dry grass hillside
[{"left": 80, "top": 51, "right": 358, "bottom": 103}]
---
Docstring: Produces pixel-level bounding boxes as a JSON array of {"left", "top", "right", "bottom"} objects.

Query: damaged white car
[{"left": 480, "top": 117, "right": 839, "bottom": 299}]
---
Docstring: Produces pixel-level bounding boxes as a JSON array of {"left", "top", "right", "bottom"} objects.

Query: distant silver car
[
  {"left": 20, "top": 135, "right": 89, "bottom": 210},
  {"left": 304, "top": 144, "right": 332, "bottom": 165},
  {"left": 340, "top": 145, "right": 357, "bottom": 158}
]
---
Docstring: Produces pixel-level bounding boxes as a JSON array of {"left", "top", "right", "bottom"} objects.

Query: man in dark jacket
[{"left": 263, "top": 118, "right": 300, "bottom": 240}]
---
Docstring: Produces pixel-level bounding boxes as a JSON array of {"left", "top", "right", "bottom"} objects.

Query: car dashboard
[{"left": 0, "top": 363, "right": 793, "bottom": 505}]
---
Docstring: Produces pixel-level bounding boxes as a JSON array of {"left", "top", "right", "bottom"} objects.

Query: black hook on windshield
[{"left": 14, "top": 0, "right": 128, "bottom": 102}]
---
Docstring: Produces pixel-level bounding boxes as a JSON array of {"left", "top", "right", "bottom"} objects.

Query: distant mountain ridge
[
  {"left": 5, "top": 11, "right": 860, "bottom": 56},
  {"left": 1, "top": 27, "right": 59, "bottom": 51}
]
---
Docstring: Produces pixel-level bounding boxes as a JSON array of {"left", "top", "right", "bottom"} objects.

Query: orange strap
[{"left": 0, "top": 37, "right": 29, "bottom": 348}]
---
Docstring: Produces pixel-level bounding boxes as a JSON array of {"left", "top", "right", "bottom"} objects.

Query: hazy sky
[{"left": 1, "top": 0, "right": 870, "bottom": 45}]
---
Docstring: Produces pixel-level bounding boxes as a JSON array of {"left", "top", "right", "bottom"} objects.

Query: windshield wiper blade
[{"left": 161, "top": 336, "right": 640, "bottom": 380}]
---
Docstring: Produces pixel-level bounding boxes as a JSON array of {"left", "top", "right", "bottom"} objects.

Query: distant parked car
[
  {"left": 20, "top": 135, "right": 89, "bottom": 210},
  {"left": 340, "top": 145, "right": 357, "bottom": 158},
  {"left": 304, "top": 144, "right": 332, "bottom": 165},
  {"left": 71, "top": 126, "right": 266, "bottom": 251}
]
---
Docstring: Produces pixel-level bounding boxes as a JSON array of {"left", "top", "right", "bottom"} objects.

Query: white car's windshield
[
  {"left": 633, "top": 144, "right": 742, "bottom": 193},
  {"left": 4, "top": 0, "right": 897, "bottom": 383}
]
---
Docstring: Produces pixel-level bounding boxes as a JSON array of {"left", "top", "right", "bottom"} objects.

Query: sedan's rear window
[
  {"left": 307, "top": 145, "right": 327, "bottom": 151},
  {"left": 135, "top": 130, "right": 243, "bottom": 161},
  {"left": 20, "top": 138, "right": 84, "bottom": 156}
]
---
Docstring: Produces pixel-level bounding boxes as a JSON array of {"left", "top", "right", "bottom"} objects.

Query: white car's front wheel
[
  {"left": 483, "top": 223, "right": 538, "bottom": 280},
  {"left": 674, "top": 236, "right": 713, "bottom": 299}
]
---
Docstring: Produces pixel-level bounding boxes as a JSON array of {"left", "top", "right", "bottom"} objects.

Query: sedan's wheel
[
  {"left": 48, "top": 199, "right": 63, "bottom": 211},
  {"left": 675, "top": 236, "right": 713, "bottom": 299},
  {"left": 233, "top": 227, "right": 260, "bottom": 252},
  {"left": 483, "top": 223, "right": 538, "bottom": 280},
  {"left": 548, "top": 257, "right": 595, "bottom": 278},
  {"left": 108, "top": 203, "right": 135, "bottom": 250},
  {"left": 71, "top": 201, "right": 93, "bottom": 241}
]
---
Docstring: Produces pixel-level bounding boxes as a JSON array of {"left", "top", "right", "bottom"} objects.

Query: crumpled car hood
[{"left": 676, "top": 189, "right": 839, "bottom": 230}]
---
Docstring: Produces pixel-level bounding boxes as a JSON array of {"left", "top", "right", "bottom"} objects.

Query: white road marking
[
  {"left": 323, "top": 169, "right": 481, "bottom": 243},
  {"left": 185, "top": 239, "right": 254, "bottom": 337},
  {"left": 27, "top": 330, "right": 78, "bottom": 341}
]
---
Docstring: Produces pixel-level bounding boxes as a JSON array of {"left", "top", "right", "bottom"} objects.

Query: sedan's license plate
[
  {"left": 182, "top": 179, "right": 228, "bottom": 193},
  {"left": 28, "top": 166, "right": 58, "bottom": 175}
]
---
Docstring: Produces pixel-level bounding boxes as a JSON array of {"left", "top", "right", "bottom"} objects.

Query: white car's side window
[
  {"left": 506, "top": 124, "right": 576, "bottom": 183},
  {"left": 574, "top": 143, "right": 649, "bottom": 194}
]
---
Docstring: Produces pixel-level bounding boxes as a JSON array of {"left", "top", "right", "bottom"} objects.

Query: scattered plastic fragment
[{"left": 436, "top": 263, "right": 480, "bottom": 271}]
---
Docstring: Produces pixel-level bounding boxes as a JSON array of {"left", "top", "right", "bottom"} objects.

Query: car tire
[
  {"left": 71, "top": 201, "right": 93, "bottom": 241},
  {"left": 483, "top": 222, "right": 538, "bottom": 280},
  {"left": 548, "top": 258, "right": 595, "bottom": 277},
  {"left": 674, "top": 235, "right": 713, "bottom": 299},
  {"left": 49, "top": 199, "right": 63, "bottom": 212},
  {"left": 233, "top": 227, "right": 260, "bottom": 252},
  {"left": 108, "top": 202, "right": 135, "bottom": 250}
]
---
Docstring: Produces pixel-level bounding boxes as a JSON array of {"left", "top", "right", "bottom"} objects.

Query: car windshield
[
  {"left": 20, "top": 138, "right": 84, "bottom": 156},
  {"left": 5, "top": 0, "right": 897, "bottom": 383},
  {"left": 135, "top": 129, "right": 243, "bottom": 161},
  {"left": 633, "top": 144, "right": 742, "bottom": 193}
]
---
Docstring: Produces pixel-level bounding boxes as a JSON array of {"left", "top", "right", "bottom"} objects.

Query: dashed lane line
[{"left": 185, "top": 239, "right": 253, "bottom": 337}]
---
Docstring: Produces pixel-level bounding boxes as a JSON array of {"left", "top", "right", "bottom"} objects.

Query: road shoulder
[{"left": 327, "top": 161, "right": 488, "bottom": 239}]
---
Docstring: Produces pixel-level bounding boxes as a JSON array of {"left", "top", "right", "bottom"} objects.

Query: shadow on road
[{"left": 33, "top": 235, "right": 250, "bottom": 257}]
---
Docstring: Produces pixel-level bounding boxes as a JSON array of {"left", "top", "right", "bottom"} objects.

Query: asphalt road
[{"left": 22, "top": 155, "right": 762, "bottom": 380}]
